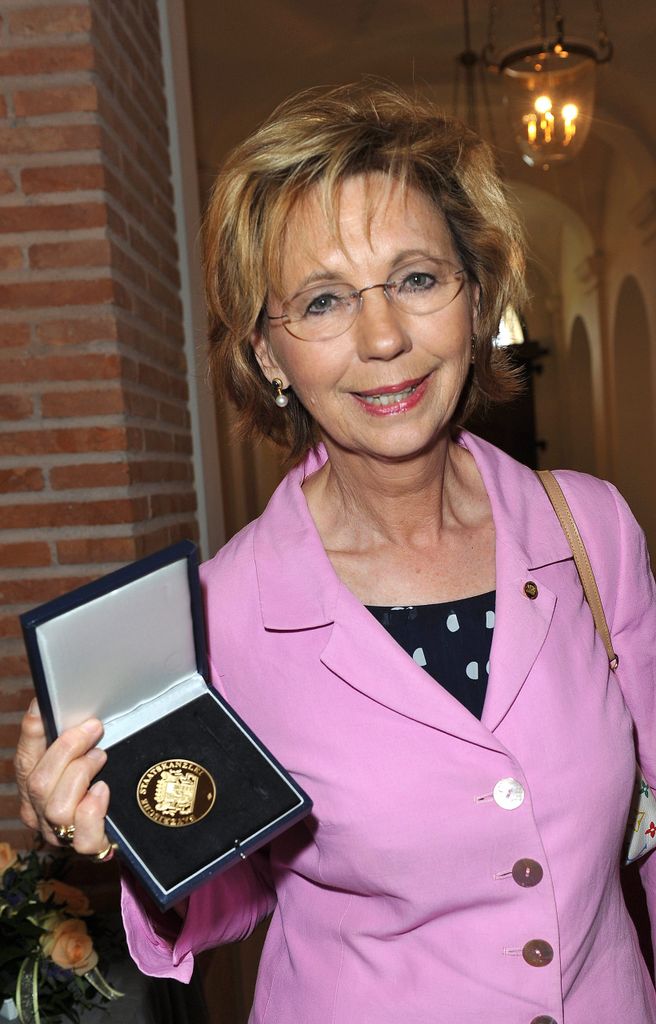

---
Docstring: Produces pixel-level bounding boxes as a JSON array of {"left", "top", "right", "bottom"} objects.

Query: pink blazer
[{"left": 122, "top": 432, "right": 656, "bottom": 1023}]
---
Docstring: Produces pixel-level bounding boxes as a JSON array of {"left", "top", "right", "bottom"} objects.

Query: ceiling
[{"left": 183, "top": 0, "right": 656, "bottom": 282}]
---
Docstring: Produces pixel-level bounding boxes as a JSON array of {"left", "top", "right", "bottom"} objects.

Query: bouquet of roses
[{"left": 0, "top": 842, "right": 122, "bottom": 1024}]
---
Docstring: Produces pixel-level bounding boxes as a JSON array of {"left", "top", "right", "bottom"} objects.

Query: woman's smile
[{"left": 351, "top": 373, "right": 430, "bottom": 415}]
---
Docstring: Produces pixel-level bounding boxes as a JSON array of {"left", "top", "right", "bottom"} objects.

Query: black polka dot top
[{"left": 366, "top": 591, "right": 495, "bottom": 720}]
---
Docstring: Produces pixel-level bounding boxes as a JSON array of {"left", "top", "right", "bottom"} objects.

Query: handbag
[{"left": 536, "top": 469, "right": 656, "bottom": 865}]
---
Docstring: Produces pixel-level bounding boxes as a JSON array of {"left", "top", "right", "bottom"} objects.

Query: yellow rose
[
  {"left": 41, "top": 918, "right": 98, "bottom": 976},
  {"left": 0, "top": 842, "right": 18, "bottom": 876},
  {"left": 37, "top": 879, "right": 92, "bottom": 917},
  {"left": 40, "top": 911, "right": 65, "bottom": 935},
  {"left": 39, "top": 912, "right": 67, "bottom": 956}
]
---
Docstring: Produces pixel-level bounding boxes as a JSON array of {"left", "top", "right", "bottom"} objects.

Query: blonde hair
[{"left": 204, "top": 81, "right": 527, "bottom": 461}]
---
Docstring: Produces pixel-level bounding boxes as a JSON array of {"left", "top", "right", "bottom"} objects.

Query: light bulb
[
  {"left": 526, "top": 114, "right": 537, "bottom": 143},
  {"left": 534, "top": 95, "right": 552, "bottom": 114},
  {"left": 561, "top": 102, "right": 578, "bottom": 121}
]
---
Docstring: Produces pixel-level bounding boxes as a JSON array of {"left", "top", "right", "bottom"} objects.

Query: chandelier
[{"left": 484, "top": 1, "right": 612, "bottom": 169}]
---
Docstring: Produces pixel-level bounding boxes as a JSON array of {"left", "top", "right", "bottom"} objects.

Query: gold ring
[
  {"left": 52, "top": 823, "right": 76, "bottom": 845},
  {"left": 92, "top": 841, "right": 118, "bottom": 863}
]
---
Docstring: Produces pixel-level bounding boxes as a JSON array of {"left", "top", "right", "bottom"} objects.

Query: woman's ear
[
  {"left": 470, "top": 282, "right": 481, "bottom": 332},
  {"left": 250, "top": 328, "right": 287, "bottom": 387}
]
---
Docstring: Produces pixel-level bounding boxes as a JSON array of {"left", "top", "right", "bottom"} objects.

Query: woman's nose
[{"left": 353, "top": 287, "right": 412, "bottom": 361}]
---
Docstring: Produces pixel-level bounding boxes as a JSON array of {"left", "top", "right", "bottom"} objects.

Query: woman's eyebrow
[
  {"left": 292, "top": 249, "right": 445, "bottom": 293},
  {"left": 293, "top": 267, "right": 349, "bottom": 291},
  {"left": 390, "top": 248, "right": 449, "bottom": 267}
]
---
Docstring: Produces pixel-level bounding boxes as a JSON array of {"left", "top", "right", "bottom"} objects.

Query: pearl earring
[{"left": 272, "top": 378, "right": 288, "bottom": 408}]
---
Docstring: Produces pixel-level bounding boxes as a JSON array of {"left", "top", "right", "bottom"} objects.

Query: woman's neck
[
  {"left": 303, "top": 434, "right": 477, "bottom": 550},
  {"left": 301, "top": 433, "right": 495, "bottom": 606}
]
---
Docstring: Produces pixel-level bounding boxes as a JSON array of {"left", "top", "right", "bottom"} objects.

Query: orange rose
[
  {"left": 41, "top": 918, "right": 98, "bottom": 975},
  {"left": 0, "top": 842, "right": 18, "bottom": 876},
  {"left": 37, "top": 879, "right": 92, "bottom": 917}
]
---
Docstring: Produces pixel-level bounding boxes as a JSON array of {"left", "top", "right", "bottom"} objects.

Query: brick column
[{"left": 0, "top": 1, "right": 199, "bottom": 848}]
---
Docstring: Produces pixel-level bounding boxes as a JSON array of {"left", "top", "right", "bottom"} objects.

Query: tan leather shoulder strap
[{"left": 536, "top": 469, "right": 619, "bottom": 671}]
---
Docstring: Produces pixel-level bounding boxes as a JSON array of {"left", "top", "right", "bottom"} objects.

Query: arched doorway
[
  {"left": 567, "top": 317, "right": 597, "bottom": 475},
  {"left": 613, "top": 275, "right": 656, "bottom": 556}
]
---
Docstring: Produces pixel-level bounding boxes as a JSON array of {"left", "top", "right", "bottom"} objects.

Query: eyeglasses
[{"left": 266, "top": 257, "right": 468, "bottom": 343}]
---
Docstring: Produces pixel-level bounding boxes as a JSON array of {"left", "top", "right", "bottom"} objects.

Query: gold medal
[{"left": 136, "top": 759, "right": 216, "bottom": 827}]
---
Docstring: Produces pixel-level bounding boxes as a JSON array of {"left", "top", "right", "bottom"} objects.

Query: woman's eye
[
  {"left": 399, "top": 271, "right": 437, "bottom": 293},
  {"left": 303, "top": 292, "right": 343, "bottom": 317}
]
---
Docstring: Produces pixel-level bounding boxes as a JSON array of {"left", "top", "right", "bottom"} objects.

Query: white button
[{"left": 493, "top": 777, "right": 525, "bottom": 809}]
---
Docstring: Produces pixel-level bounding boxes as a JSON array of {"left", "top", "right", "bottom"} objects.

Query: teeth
[{"left": 360, "top": 385, "right": 417, "bottom": 406}]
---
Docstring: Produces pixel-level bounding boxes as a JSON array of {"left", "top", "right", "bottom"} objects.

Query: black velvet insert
[{"left": 96, "top": 692, "right": 300, "bottom": 891}]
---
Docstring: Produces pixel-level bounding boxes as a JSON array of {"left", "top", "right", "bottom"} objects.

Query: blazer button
[
  {"left": 493, "top": 777, "right": 525, "bottom": 809},
  {"left": 524, "top": 581, "right": 539, "bottom": 599},
  {"left": 522, "top": 939, "right": 554, "bottom": 967},
  {"left": 512, "top": 858, "right": 544, "bottom": 887},
  {"left": 530, "top": 1017, "right": 558, "bottom": 1024}
]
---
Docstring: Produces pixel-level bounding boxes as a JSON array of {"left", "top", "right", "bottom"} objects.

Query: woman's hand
[{"left": 14, "top": 699, "right": 112, "bottom": 856}]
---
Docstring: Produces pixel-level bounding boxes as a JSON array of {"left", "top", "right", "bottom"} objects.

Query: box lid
[{"left": 20, "top": 541, "right": 206, "bottom": 743}]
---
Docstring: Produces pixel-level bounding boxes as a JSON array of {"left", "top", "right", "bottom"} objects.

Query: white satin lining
[{"left": 36, "top": 558, "right": 201, "bottom": 748}]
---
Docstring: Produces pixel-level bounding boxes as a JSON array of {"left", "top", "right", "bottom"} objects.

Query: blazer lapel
[
  {"left": 481, "top": 530, "right": 557, "bottom": 732},
  {"left": 320, "top": 582, "right": 507, "bottom": 753},
  {"left": 460, "top": 433, "right": 569, "bottom": 734}
]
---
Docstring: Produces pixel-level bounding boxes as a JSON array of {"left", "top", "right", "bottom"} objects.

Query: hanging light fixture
[
  {"left": 484, "top": 1, "right": 612, "bottom": 169},
  {"left": 454, "top": 0, "right": 498, "bottom": 144}
]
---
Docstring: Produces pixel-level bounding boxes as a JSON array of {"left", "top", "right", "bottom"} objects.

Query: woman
[{"left": 15, "top": 83, "right": 656, "bottom": 1023}]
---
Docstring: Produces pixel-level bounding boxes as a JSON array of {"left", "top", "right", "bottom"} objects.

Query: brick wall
[{"left": 0, "top": 0, "right": 199, "bottom": 851}]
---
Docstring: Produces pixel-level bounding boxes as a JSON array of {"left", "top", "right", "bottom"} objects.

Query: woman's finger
[
  {"left": 14, "top": 699, "right": 113, "bottom": 859},
  {"left": 14, "top": 700, "right": 48, "bottom": 830},
  {"left": 15, "top": 700, "right": 105, "bottom": 841},
  {"left": 42, "top": 745, "right": 108, "bottom": 846},
  {"left": 73, "top": 779, "right": 111, "bottom": 856},
  {"left": 25, "top": 719, "right": 104, "bottom": 819}
]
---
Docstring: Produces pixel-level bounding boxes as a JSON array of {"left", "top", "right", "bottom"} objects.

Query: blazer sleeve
[
  {"left": 120, "top": 847, "right": 276, "bottom": 981},
  {"left": 604, "top": 481, "right": 656, "bottom": 953}
]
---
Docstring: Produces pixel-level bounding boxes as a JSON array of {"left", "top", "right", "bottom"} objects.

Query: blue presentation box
[{"left": 20, "top": 541, "right": 312, "bottom": 910}]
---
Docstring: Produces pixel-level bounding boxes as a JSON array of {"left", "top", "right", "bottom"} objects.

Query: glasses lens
[
  {"left": 390, "top": 259, "right": 465, "bottom": 316},
  {"left": 283, "top": 285, "right": 357, "bottom": 342}
]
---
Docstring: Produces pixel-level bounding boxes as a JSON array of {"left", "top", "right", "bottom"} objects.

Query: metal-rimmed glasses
[{"left": 266, "top": 257, "right": 468, "bottom": 343}]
